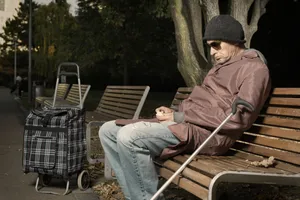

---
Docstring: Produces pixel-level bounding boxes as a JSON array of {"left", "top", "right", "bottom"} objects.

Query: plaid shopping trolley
[{"left": 22, "top": 63, "right": 90, "bottom": 195}]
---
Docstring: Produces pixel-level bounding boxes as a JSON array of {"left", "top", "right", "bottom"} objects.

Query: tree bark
[
  {"left": 169, "top": 0, "right": 209, "bottom": 87},
  {"left": 200, "top": 0, "right": 220, "bottom": 23},
  {"left": 230, "top": 0, "right": 269, "bottom": 47}
]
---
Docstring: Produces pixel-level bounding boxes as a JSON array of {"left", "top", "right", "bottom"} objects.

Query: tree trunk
[
  {"left": 230, "top": 0, "right": 269, "bottom": 48},
  {"left": 169, "top": 0, "right": 209, "bottom": 87}
]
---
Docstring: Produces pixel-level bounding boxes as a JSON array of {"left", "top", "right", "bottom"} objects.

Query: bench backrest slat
[
  {"left": 65, "top": 84, "right": 91, "bottom": 105},
  {"left": 95, "top": 85, "right": 150, "bottom": 120},
  {"left": 56, "top": 83, "right": 70, "bottom": 99},
  {"left": 170, "top": 87, "right": 193, "bottom": 111}
]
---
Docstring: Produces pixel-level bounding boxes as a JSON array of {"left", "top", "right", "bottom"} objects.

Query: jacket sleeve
[{"left": 184, "top": 67, "right": 271, "bottom": 132}]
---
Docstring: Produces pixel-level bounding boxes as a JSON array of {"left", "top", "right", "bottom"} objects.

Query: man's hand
[{"left": 155, "top": 106, "right": 174, "bottom": 122}]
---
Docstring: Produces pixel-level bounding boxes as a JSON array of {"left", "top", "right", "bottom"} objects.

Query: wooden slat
[
  {"left": 171, "top": 99, "right": 182, "bottom": 107},
  {"left": 100, "top": 104, "right": 135, "bottom": 115},
  {"left": 101, "top": 100, "right": 137, "bottom": 110},
  {"left": 177, "top": 87, "right": 193, "bottom": 93},
  {"left": 197, "top": 155, "right": 283, "bottom": 174},
  {"left": 172, "top": 155, "right": 224, "bottom": 176},
  {"left": 162, "top": 160, "right": 211, "bottom": 187},
  {"left": 268, "top": 97, "right": 300, "bottom": 106},
  {"left": 101, "top": 96, "right": 139, "bottom": 105},
  {"left": 174, "top": 93, "right": 190, "bottom": 100},
  {"left": 232, "top": 142, "right": 300, "bottom": 165},
  {"left": 99, "top": 107, "right": 132, "bottom": 119},
  {"left": 107, "top": 85, "right": 148, "bottom": 90},
  {"left": 262, "top": 106, "right": 300, "bottom": 117},
  {"left": 241, "top": 132, "right": 300, "bottom": 153},
  {"left": 229, "top": 149, "right": 300, "bottom": 173},
  {"left": 103, "top": 93, "right": 142, "bottom": 100},
  {"left": 255, "top": 116, "right": 300, "bottom": 129},
  {"left": 248, "top": 125, "right": 300, "bottom": 141},
  {"left": 272, "top": 88, "right": 300, "bottom": 95},
  {"left": 105, "top": 89, "right": 145, "bottom": 95},
  {"left": 160, "top": 168, "right": 208, "bottom": 200}
]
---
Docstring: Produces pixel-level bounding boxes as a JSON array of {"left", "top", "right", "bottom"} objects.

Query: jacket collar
[{"left": 214, "top": 49, "right": 259, "bottom": 69}]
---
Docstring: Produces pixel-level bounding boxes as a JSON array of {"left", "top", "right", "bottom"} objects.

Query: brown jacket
[{"left": 116, "top": 50, "right": 271, "bottom": 159}]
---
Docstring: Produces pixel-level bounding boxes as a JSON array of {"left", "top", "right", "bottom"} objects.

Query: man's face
[{"left": 207, "top": 40, "right": 239, "bottom": 65}]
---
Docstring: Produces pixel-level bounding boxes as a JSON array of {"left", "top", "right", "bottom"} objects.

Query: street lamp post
[
  {"left": 14, "top": 37, "right": 17, "bottom": 84},
  {"left": 28, "top": 0, "right": 32, "bottom": 103}
]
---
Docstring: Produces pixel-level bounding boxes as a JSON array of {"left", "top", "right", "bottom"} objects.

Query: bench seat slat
[
  {"left": 229, "top": 149, "right": 300, "bottom": 173},
  {"left": 162, "top": 160, "right": 211, "bottom": 187},
  {"left": 159, "top": 168, "right": 209, "bottom": 200},
  {"left": 232, "top": 142, "right": 300, "bottom": 165}
]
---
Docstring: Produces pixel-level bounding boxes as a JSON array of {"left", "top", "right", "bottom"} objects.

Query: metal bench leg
[
  {"left": 86, "top": 121, "right": 106, "bottom": 164},
  {"left": 209, "top": 171, "right": 300, "bottom": 200}
]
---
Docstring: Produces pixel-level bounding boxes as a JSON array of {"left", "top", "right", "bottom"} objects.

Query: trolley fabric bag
[{"left": 22, "top": 107, "right": 86, "bottom": 178}]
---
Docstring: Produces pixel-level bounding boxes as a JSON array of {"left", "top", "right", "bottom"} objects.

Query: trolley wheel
[
  {"left": 77, "top": 170, "right": 90, "bottom": 190},
  {"left": 39, "top": 174, "right": 52, "bottom": 186}
]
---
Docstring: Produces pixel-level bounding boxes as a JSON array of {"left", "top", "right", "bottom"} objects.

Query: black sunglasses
[{"left": 207, "top": 41, "right": 221, "bottom": 49}]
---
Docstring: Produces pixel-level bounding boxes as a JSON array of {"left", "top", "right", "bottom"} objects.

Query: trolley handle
[
  {"left": 53, "top": 62, "right": 83, "bottom": 109},
  {"left": 231, "top": 98, "right": 254, "bottom": 115},
  {"left": 60, "top": 72, "right": 78, "bottom": 77},
  {"left": 56, "top": 62, "right": 80, "bottom": 79}
]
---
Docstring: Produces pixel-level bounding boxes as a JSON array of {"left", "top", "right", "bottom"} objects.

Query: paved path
[{"left": 0, "top": 87, "right": 99, "bottom": 200}]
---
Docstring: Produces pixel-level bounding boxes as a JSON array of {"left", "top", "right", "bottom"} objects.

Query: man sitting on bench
[{"left": 99, "top": 15, "right": 271, "bottom": 200}]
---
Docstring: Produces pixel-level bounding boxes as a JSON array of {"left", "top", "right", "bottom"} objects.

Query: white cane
[{"left": 150, "top": 98, "right": 254, "bottom": 200}]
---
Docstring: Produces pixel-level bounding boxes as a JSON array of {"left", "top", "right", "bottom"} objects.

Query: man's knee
[
  {"left": 116, "top": 122, "right": 152, "bottom": 148},
  {"left": 98, "top": 120, "right": 117, "bottom": 140}
]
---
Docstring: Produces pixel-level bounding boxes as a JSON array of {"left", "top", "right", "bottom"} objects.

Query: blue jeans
[{"left": 99, "top": 120, "right": 180, "bottom": 200}]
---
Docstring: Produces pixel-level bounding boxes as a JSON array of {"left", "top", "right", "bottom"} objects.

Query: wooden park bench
[
  {"left": 34, "top": 83, "right": 70, "bottom": 108},
  {"left": 43, "top": 84, "right": 91, "bottom": 108},
  {"left": 85, "top": 85, "right": 150, "bottom": 164},
  {"left": 156, "top": 87, "right": 300, "bottom": 200}
]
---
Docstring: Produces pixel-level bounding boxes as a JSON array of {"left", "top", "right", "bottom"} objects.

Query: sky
[{"left": 25, "top": 0, "right": 78, "bottom": 15}]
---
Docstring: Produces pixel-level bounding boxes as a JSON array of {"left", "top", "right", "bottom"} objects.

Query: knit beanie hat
[{"left": 203, "top": 15, "right": 246, "bottom": 44}]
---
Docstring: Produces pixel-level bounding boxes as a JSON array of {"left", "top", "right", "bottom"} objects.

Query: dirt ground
[{"left": 86, "top": 127, "right": 300, "bottom": 200}]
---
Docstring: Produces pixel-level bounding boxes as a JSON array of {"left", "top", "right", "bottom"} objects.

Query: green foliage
[
  {"left": 0, "top": 1, "right": 39, "bottom": 71},
  {"left": 74, "top": 0, "right": 178, "bottom": 85},
  {"left": 33, "top": 1, "right": 77, "bottom": 79}
]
